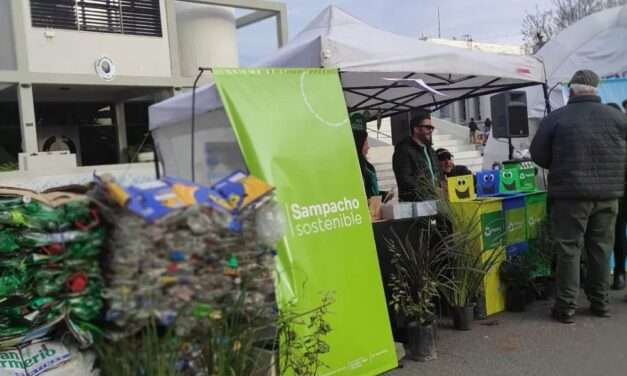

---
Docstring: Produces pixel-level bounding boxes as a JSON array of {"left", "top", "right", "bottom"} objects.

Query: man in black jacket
[
  {"left": 393, "top": 111, "right": 441, "bottom": 201},
  {"left": 530, "top": 70, "right": 627, "bottom": 323}
]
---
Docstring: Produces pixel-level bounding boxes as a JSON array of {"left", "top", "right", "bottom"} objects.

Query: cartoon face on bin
[
  {"left": 499, "top": 168, "right": 520, "bottom": 193},
  {"left": 476, "top": 170, "right": 499, "bottom": 196},
  {"left": 447, "top": 174, "right": 476, "bottom": 202}
]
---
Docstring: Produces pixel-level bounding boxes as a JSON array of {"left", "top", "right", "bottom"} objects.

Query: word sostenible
[{"left": 290, "top": 197, "right": 363, "bottom": 237}]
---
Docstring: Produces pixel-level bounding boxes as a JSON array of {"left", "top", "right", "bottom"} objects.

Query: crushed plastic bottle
[
  {"left": 255, "top": 200, "right": 287, "bottom": 247},
  {"left": 0, "top": 192, "right": 104, "bottom": 348}
]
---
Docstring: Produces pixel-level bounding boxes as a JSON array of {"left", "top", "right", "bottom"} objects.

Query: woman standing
[{"left": 352, "top": 129, "right": 380, "bottom": 198}]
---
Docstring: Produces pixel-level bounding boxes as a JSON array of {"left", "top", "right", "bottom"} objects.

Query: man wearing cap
[
  {"left": 393, "top": 110, "right": 441, "bottom": 201},
  {"left": 530, "top": 70, "right": 627, "bottom": 323},
  {"left": 436, "top": 148, "right": 472, "bottom": 178}
]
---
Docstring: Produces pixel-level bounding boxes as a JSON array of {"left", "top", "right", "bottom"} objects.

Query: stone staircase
[{"left": 366, "top": 117, "right": 483, "bottom": 192}]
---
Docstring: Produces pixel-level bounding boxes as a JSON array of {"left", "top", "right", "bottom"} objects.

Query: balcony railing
[{"left": 30, "top": 0, "right": 163, "bottom": 37}]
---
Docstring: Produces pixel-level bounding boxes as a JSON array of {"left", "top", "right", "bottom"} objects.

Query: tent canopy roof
[
  {"left": 151, "top": 6, "right": 546, "bottom": 130},
  {"left": 527, "top": 5, "right": 627, "bottom": 117}
]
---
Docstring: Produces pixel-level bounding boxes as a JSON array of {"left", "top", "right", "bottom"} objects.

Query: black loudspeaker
[
  {"left": 390, "top": 112, "right": 412, "bottom": 145},
  {"left": 490, "top": 91, "right": 529, "bottom": 138}
]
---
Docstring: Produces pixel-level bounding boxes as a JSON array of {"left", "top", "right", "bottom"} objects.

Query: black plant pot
[
  {"left": 535, "top": 277, "right": 556, "bottom": 300},
  {"left": 505, "top": 287, "right": 527, "bottom": 312},
  {"left": 406, "top": 321, "right": 437, "bottom": 362},
  {"left": 451, "top": 306, "right": 474, "bottom": 331}
]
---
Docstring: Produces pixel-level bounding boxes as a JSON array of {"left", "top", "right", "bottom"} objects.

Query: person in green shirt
[{"left": 352, "top": 129, "right": 380, "bottom": 198}]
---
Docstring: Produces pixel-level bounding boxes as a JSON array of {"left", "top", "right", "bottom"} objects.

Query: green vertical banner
[{"left": 214, "top": 68, "right": 397, "bottom": 375}]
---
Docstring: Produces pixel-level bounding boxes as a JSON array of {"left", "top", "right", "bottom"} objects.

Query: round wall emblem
[{"left": 95, "top": 56, "right": 116, "bottom": 81}]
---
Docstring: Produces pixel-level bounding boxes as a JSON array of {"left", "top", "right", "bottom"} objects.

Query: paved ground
[{"left": 387, "top": 289, "right": 627, "bottom": 376}]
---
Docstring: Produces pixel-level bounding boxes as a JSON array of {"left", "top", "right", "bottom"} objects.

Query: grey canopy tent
[
  {"left": 484, "top": 4, "right": 627, "bottom": 169},
  {"left": 149, "top": 6, "right": 548, "bottom": 182},
  {"left": 527, "top": 4, "right": 627, "bottom": 118}
]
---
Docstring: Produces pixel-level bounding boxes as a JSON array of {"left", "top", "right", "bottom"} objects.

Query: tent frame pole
[{"left": 542, "top": 83, "right": 552, "bottom": 114}]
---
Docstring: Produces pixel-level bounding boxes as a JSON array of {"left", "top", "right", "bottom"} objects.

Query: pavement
[{"left": 386, "top": 289, "right": 627, "bottom": 376}]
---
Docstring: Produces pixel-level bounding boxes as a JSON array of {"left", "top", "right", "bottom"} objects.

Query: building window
[{"left": 30, "top": 0, "right": 163, "bottom": 37}]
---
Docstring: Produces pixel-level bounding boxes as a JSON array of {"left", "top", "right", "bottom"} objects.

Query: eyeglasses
[{"left": 418, "top": 125, "right": 435, "bottom": 131}]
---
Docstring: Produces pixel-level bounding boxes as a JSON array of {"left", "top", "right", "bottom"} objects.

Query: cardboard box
[
  {"left": 447, "top": 174, "right": 476, "bottom": 202},
  {"left": 414, "top": 200, "right": 438, "bottom": 217},
  {"left": 476, "top": 170, "right": 500, "bottom": 197},
  {"left": 380, "top": 202, "right": 415, "bottom": 220}
]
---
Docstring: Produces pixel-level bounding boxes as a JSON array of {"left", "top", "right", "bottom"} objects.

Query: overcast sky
[{"left": 237, "top": 0, "right": 553, "bottom": 64}]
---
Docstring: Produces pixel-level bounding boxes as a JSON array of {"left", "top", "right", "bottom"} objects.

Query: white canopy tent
[
  {"left": 527, "top": 4, "right": 627, "bottom": 118},
  {"left": 484, "top": 4, "right": 627, "bottom": 169},
  {"left": 149, "top": 6, "right": 547, "bottom": 182}
]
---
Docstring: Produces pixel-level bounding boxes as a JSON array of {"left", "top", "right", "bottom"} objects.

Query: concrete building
[
  {"left": 0, "top": 0, "right": 286, "bottom": 189},
  {"left": 423, "top": 37, "right": 526, "bottom": 128}
]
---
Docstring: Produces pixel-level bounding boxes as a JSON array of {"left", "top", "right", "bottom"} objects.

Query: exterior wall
[
  {"left": 0, "top": 0, "right": 17, "bottom": 70},
  {"left": 176, "top": 3, "right": 239, "bottom": 77},
  {"left": 0, "top": 162, "right": 156, "bottom": 191},
  {"left": 22, "top": 1, "right": 172, "bottom": 77},
  {"left": 480, "top": 95, "right": 492, "bottom": 122}
]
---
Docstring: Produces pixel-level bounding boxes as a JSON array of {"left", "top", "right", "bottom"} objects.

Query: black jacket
[
  {"left": 530, "top": 95, "right": 627, "bottom": 200},
  {"left": 392, "top": 137, "right": 441, "bottom": 201}
]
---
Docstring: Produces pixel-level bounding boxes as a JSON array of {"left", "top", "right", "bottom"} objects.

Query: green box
[
  {"left": 501, "top": 161, "right": 538, "bottom": 193},
  {"left": 499, "top": 167, "right": 521, "bottom": 194},
  {"left": 518, "top": 161, "right": 538, "bottom": 192}
]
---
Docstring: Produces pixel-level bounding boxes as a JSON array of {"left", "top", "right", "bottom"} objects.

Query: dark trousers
[
  {"left": 613, "top": 199, "right": 626, "bottom": 275},
  {"left": 552, "top": 199, "right": 619, "bottom": 313}
]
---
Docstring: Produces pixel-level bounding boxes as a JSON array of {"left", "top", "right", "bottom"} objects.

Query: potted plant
[
  {"left": 527, "top": 219, "right": 556, "bottom": 300},
  {"left": 386, "top": 220, "right": 450, "bottom": 361},
  {"left": 434, "top": 204, "right": 504, "bottom": 331},
  {"left": 499, "top": 254, "right": 534, "bottom": 311}
]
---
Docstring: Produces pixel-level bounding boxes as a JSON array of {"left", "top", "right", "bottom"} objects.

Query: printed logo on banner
[
  {"left": 506, "top": 208, "right": 526, "bottom": 245},
  {"left": 481, "top": 211, "right": 505, "bottom": 249},
  {"left": 527, "top": 203, "right": 546, "bottom": 239},
  {"left": 300, "top": 72, "right": 349, "bottom": 128},
  {"left": 288, "top": 197, "right": 364, "bottom": 237}
]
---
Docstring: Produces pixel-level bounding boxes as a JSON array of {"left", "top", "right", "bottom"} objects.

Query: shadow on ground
[{"left": 387, "top": 290, "right": 627, "bottom": 376}]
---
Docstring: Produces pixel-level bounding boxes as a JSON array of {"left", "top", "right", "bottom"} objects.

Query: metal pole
[
  {"left": 437, "top": 7, "right": 441, "bottom": 38},
  {"left": 190, "top": 67, "right": 212, "bottom": 182},
  {"left": 153, "top": 135, "right": 161, "bottom": 179},
  {"left": 542, "top": 83, "right": 552, "bottom": 115}
]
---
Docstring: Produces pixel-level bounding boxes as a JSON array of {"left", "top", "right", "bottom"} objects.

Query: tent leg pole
[
  {"left": 153, "top": 141, "right": 161, "bottom": 179},
  {"left": 542, "top": 83, "right": 552, "bottom": 114}
]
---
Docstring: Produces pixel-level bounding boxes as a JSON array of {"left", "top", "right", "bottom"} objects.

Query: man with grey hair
[{"left": 530, "top": 69, "right": 627, "bottom": 324}]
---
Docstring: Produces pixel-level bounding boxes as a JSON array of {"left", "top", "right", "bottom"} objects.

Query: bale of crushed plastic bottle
[{"left": 0, "top": 188, "right": 105, "bottom": 348}]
